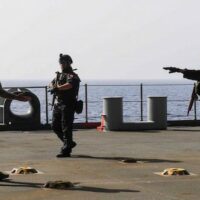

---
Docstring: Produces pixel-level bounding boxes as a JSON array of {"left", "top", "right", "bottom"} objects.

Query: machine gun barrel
[{"left": 163, "top": 66, "right": 183, "bottom": 73}]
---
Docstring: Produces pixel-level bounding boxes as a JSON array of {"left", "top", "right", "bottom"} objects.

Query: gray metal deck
[{"left": 0, "top": 127, "right": 199, "bottom": 200}]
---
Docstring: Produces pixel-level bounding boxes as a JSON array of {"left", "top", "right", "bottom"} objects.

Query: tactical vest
[{"left": 56, "top": 72, "right": 80, "bottom": 105}]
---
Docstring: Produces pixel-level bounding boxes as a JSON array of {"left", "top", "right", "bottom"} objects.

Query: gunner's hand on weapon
[
  {"left": 48, "top": 82, "right": 58, "bottom": 94},
  {"left": 49, "top": 85, "right": 59, "bottom": 94}
]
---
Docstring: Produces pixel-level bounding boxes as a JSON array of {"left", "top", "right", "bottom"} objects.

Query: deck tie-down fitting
[
  {"left": 44, "top": 181, "right": 75, "bottom": 189},
  {"left": 154, "top": 168, "right": 193, "bottom": 176},
  {"left": 10, "top": 167, "right": 39, "bottom": 174},
  {"left": 162, "top": 168, "right": 190, "bottom": 176}
]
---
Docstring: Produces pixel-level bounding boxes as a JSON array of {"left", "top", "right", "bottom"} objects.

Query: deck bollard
[
  {"left": 147, "top": 96, "right": 167, "bottom": 129},
  {"left": 102, "top": 96, "right": 167, "bottom": 131},
  {"left": 103, "top": 97, "right": 123, "bottom": 131}
]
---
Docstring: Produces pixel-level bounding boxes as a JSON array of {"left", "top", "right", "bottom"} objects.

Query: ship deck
[{"left": 0, "top": 127, "right": 200, "bottom": 200}]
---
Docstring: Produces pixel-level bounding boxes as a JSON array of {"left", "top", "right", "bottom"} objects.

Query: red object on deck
[{"left": 97, "top": 114, "right": 106, "bottom": 132}]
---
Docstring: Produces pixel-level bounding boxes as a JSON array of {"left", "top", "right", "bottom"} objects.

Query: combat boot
[{"left": 56, "top": 152, "right": 71, "bottom": 158}]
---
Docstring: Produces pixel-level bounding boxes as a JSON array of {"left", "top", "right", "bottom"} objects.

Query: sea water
[{"left": 1, "top": 79, "right": 197, "bottom": 124}]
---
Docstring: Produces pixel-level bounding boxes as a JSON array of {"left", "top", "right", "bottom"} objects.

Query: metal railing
[{"left": 3, "top": 83, "right": 198, "bottom": 124}]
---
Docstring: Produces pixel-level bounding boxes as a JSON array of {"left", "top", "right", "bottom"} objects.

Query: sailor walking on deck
[{"left": 50, "top": 54, "right": 81, "bottom": 157}]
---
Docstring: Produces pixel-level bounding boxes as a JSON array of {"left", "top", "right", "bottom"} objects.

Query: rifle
[
  {"left": 51, "top": 71, "right": 60, "bottom": 110},
  {"left": 187, "top": 84, "right": 198, "bottom": 116}
]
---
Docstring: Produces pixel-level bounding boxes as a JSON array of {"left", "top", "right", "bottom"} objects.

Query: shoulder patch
[{"left": 67, "top": 74, "right": 74, "bottom": 79}]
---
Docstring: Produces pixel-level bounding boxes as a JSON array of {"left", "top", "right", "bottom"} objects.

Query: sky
[{"left": 0, "top": 0, "right": 200, "bottom": 81}]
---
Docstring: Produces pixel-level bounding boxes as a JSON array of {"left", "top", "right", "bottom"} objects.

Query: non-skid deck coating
[{"left": 0, "top": 127, "right": 200, "bottom": 200}]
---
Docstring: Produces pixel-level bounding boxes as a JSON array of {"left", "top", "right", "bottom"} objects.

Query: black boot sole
[{"left": 56, "top": 153, "right": 71, "bottom": 158}]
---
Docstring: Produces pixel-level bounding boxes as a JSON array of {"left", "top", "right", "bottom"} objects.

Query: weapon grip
[{"left": 51, "top": 71, "right": 60, "bottom": 109}]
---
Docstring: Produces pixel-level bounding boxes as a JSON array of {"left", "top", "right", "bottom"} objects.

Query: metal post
[
  {"left": 103, "top": 97, "right": 123, "bottom": 130},
  {"left": 140, "top": 83, "right": 143, "bottom": 121},
  {"left": 45, "top": 86, "right": 49, "bottom": 124},
  {"left": 194, "top": 99, "right": 197, "bottom": 120},
  {"left": 85, "top": 84, "right": 88, "bottom": 123},
  {"left": 148, "top": 96, "right": 167, "bottom": 129}
]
